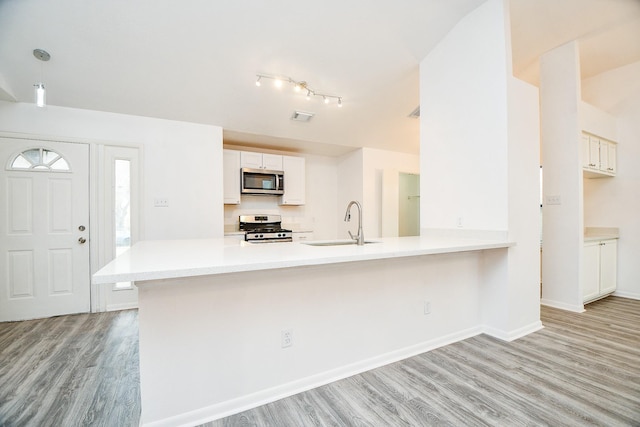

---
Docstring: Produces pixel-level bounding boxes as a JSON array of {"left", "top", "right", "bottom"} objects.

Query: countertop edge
[{"left": 92, "top": 239, "right": 514, "bottom": 285}]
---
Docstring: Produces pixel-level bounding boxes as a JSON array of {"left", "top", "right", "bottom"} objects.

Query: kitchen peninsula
[{"left": 93, "top": 235, "right": 523, "bottom": 427}]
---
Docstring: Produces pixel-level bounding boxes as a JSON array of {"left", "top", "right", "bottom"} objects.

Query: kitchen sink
[{"left": 303, "top": 240, "right": 380, "bottom": 247}]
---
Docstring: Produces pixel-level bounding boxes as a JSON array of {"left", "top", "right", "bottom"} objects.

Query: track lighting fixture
[{"left": 255, "top": 73, "right": 343, "bottom": 107}]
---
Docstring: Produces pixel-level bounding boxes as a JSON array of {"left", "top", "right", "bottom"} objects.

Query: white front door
[{"left": 0, "top": 138, "right": 90, "bottom": 321}]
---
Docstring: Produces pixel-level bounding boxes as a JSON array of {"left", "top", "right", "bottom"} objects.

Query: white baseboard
[
  {"left": 141, "top": 326, "right": 484, "bottom": 427},
  {"left": 613, "top": 290, "right": 640, "bottom": 301},
  {"left": 106, "top": 302, "right": 138, "bottom": 312},
  {"left": 540, "top": 298, "right": 585, "bottom": 313},
  {"left": 483, "top": 320, "right": 544, "bottom": 342}
]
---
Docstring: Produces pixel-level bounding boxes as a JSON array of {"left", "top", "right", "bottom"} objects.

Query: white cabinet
[
  {"left": 223, "top": 149, "right": 241, "bottom": 204},
  {"left": 292, "top": 231, "right": 314, "bottom": 242},
  {"left": 582, "top": 239, "right": 617, "bottom": 303},
  {"left": 599, "top": 240, "right": 617, "bottom": 295},
  {"left": 582, "top": 133, "right": 598, "bottom": 170},
  {"left": 225, "top": 150, "right": 304, "bottom": 205},
  {"left": 582, "top": 132, "right": 617, "bottom": 177},
  {"left": 603, "top": 142, "right": 617, "bottom": 174},
  {"left": 240, "top": 151, "right": 283, "bottom": 171},
  {"left": 280, "top": 155, "right": 305, "bottom": 205}
]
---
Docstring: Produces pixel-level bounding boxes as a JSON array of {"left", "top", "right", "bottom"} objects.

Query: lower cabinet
[
  {"left": 292, "top": 231, "right": 314, "bottom": 242},
  {"left": 583, "top": 239, "right": 617, "bottom": 303}
]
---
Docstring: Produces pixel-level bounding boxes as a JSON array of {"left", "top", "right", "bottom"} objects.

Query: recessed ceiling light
[{"left": 291, "top": 111, "right": 314, "bottom": 122}]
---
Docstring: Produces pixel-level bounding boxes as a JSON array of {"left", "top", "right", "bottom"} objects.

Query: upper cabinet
[
  {"left": 223, "top": 149, "right": 241, "bottom": 204},
  {"left": 280, "top": 155, "right": 305, "bottom": 206},
  {"left": 224, "top": 149, "right": 306, "bottom": 205},
  {"left": 240, "top": 151, "right": 283, "bottom": 171},
  {"left": 582, "top": 132, "right": 617, "bottom": 178}
]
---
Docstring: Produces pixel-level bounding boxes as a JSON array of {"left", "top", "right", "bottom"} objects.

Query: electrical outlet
[
  {"left": 154, "top": 198, "right": 169, "bottom": 207},
  {"left": 424, "top": 301, "right": 431, "bottom": 315},
  {"left": 281, "top": 329, "right": 293, "bottom": 348}
]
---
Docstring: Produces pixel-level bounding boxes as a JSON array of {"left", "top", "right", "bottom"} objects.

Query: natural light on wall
[{"left": 114, "top": 159, "right": 132, "bottom": 290}]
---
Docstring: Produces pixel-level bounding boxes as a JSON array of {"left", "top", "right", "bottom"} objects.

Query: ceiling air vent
[
  {"left": 408, "top": 106, "right": 420, "bottom": 118},
  {"left": 291, "top": 111, "right": 314, "bottom": 122}
]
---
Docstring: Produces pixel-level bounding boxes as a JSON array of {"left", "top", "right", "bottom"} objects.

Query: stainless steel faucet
[{"left": 344, "top": 200, "right": 364, "bottom": 245}]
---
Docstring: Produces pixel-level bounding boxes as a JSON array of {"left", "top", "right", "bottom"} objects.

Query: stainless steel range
[{"left": 239, "top": 214, "right": 293, "bottom": 243}]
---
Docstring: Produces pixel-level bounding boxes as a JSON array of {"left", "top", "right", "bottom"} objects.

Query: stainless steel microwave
[{"left": 241, "top": 168, "right": 285, "bottom": 195}]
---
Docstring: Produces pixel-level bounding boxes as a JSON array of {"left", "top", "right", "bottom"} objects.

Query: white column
[{"left": 539, "top": 41, "right": 585, "bottom": 312}]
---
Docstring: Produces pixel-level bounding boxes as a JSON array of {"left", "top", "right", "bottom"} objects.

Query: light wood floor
[
  {"left": 1, "top": 297, "right": 638, "bottom": 426},
  {"left": 0, "top": 310, "right": 139, "bottom": 427}
]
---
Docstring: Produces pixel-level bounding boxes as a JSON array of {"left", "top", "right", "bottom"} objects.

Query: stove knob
[{"left": 259, "top": 234, "right": 264, "bottom": 238}]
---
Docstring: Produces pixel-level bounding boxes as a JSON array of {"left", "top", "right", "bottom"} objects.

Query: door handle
[{"left": 78, "top": 237, "right": 87, "bottom": 244}]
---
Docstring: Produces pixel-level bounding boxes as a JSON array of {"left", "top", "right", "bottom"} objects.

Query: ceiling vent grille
[
  {"left": 408, "top": 106, "right": 420, "bottom": 118},
  {"left": 291, "top": 111, "right": 314, "bottom": 122}
]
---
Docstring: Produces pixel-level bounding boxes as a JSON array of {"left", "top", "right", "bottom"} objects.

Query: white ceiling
[{"left": 1, "top": 0, "right": 639, "bottom": 156}]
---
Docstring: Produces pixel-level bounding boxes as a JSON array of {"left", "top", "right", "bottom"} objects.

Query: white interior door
[{"left": 0, "top": 138, "right": 90, "bottom": 321}]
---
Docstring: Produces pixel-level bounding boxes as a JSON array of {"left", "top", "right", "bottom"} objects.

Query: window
[
  {"left": 114, "top": 159, "right": 132, "bottom": 290},
  {"left": 9, "top": 148, "right": 70, "bottom": 171}
]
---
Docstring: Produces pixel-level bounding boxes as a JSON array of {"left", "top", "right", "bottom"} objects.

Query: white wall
[
  {"left": 335, "top": 148, "right": 419, "bottom": 239},
  {"left": 582, "top": 63, "right": 640, "bottom": 300},
  {"left": 138, "top": 250, "right": 497, "bottom": 424},
  {"left": 420, "top": 0, "right": 508, "bottom": 233},
  {"left": 0, "top": 101, "right": 224, "bottom": 245},
  {"left": 362, "top": 148, "right": 419, "bottom": 238},
  {"left": 580, "top": 101, "right": 618, "bottom": 140},
  {"left": 223, "top": 151, "right": 339, "bottom": 240},
  {"left": 420, "top": 0, "right": 542, "bottom": 338},
  {"left": 336, "top": 149, "right": 364, "bottom": 239}
]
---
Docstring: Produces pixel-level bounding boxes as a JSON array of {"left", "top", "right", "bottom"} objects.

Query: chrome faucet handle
[{"left": 348, "top": 230, "right": 357, "bottom": 241}]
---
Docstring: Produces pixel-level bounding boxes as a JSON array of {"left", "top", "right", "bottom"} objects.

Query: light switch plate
[
  {"left": 545, "top": 195, "right": 561, "bottom": 205},
  {"left": 154, "top": 198, "right": 169, "bottom": 207}
]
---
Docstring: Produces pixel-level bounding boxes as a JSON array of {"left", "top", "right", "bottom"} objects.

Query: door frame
[{"left": 0, "top": 131, "right": 143, "bottom": 313}]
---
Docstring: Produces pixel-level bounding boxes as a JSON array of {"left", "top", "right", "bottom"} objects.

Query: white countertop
[
  {"left": 92, "top": 236, "right": 514, "bottom": 285},
  {"left": 584, "top": 226, "right": 619, "bottom": 242}
]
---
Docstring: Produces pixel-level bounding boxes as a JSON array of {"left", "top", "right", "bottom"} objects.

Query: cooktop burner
[{"left": 239, "top": 214, "right": 293, "bottom": 243}]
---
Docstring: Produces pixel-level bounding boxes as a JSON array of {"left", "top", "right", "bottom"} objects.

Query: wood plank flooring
[
  {"left": 0, "top": 310, "right": 139, "bottom": 427},
  {"left": 1, "top": 297, "right": 638, "bottom": 427}
]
